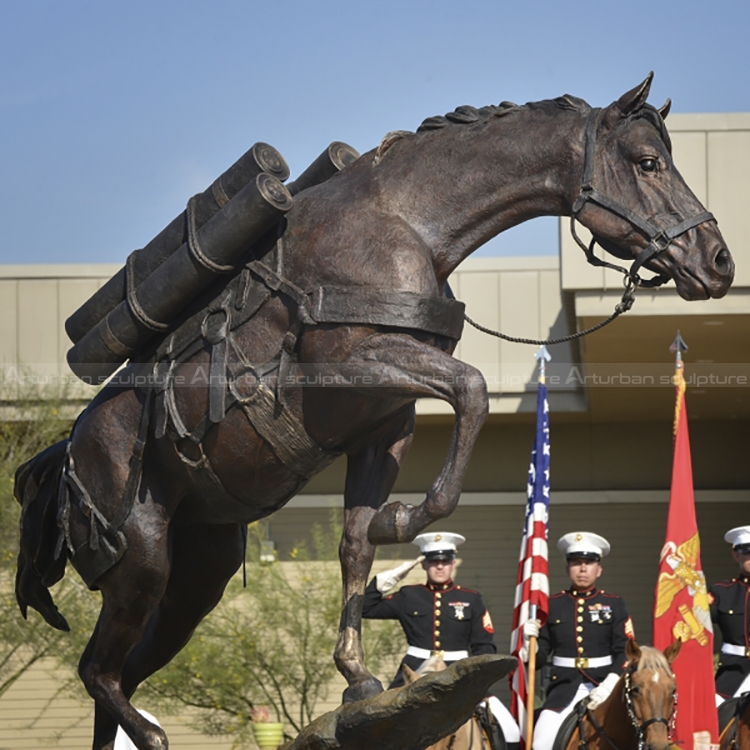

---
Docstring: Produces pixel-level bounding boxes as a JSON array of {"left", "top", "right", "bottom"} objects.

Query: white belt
[
  {"left": 722, "top": 643, "right": 750, "bottom": 658},
  {"left": 553, "top": 655, "right": 613, "bottom": 669},
  {"left": 407, "top": 646, "right": 469, "bottom": 661}
]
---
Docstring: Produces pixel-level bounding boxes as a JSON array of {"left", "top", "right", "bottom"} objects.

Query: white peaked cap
[
  {"left": 412, "top": 532, "right": 466, "bottom": 557},
  {"left": 724, "top": 526, "right": 750, "bottom": 548},
  {"left": 557, "top": 531, "right": 611, "bottom": 560}
]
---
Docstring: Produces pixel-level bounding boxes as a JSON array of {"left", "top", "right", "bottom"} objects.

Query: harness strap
[{"left": 572, "top": 106, "right": 716, "bottom": 288}]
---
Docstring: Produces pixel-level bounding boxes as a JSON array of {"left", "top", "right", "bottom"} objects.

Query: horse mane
[
  {"left": 416, "top": 95, "right": 588, "bottom": 133},
  {"left": 413, "top": 94, "right": 671, "bottom": 152},
  {"left": 636, "top": 645, "right": 673, "bottom": 674}
]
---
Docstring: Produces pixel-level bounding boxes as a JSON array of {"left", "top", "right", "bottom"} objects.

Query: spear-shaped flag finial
[
  {"left": 669, "top": 330, "right": 688, "bottom": 363},
  {"left": 534, "top": 345, "right": 552, "bottom": 383}
]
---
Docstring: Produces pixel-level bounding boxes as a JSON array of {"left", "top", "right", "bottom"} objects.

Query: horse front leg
[
  {"left": 355, "top": 337, "right": 489, "bottom": 545},
  {"left": 336, "top": 406, "right": 415, "bottom": 702}
]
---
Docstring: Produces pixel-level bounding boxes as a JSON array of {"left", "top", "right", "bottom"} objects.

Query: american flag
[{"left": 509, "top": 374, "right": 551, "bottom": 747}]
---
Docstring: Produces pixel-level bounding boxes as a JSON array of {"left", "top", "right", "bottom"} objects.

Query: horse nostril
[{"left": 714, "top": 247, "right": 733, "bottom": 276}]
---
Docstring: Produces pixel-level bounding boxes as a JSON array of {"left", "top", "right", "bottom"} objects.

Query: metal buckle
[
  {"left": 575, "top": 657, "right": 589, "bottom": 669},
  {"left": 432, "top": 650, "right": 445, "bottom": 659},
  {"left": 746, "top": 647, "right": 750, "bottom": 659}
]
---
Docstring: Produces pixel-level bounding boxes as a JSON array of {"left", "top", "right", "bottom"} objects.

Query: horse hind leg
[
  {"left": 89, "top": 522, "right": 245, "bottom": 749},
  {"left": 77, "top": 509, "right": 172, "bottom": 750}
]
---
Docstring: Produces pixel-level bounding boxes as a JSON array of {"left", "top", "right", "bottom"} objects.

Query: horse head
[
  {"left": 622, "top": 638, "right": 681, "bottom": 750},
  {"left": 572, "top": 73, "right": 734, "bottom": 301}
]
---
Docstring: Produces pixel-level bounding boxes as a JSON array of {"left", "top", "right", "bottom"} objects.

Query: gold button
[
  {"left": 435, "top": 640, "right": 441, "bottom": 648},
  {"left": 577, "top": 635, "right": 583, "bottom": 642},
  {"left": 729, "top": 609, "right": 734, "bottom": 614},
  {"left": 578, "top": 647, "right": 585, "bottom": 654},
  {"left": 577, "top": 626, "right": 583, "bottom": 632},
  {"left": 552, "top": 675, "right": 558, "bottom": 680},
  {"left": 436, "top": 593, "right": 442, "bottom": 599},
  {"left": 577, "top": 616, "right": 583, "bottom": 623},
  {"left": 435, "top": 629, "right": 441, "bottom": 636},
  {"left": 578, "top": 598, "right": 585, "bottom": 605},
  {"left": 578, "top": 607, "right": 584, "bottom": 613}
]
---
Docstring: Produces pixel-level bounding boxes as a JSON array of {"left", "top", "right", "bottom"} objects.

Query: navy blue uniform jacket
[
  {"left": 536, "top": 587, "right": 633, "bottom": 710},
  {"left": 362, "top": 578, "right": 496, "bottom": 687},
  {"left": 710, "top": 574, "right": 750, "bottom": 698}
]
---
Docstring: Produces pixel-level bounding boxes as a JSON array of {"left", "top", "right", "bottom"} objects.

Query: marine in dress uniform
[
  {"left": 522, "top": 532, "right": 635, "bottom": 750},
  {"left": 710, "top": 525, "right": 750, "bottom": 704},
  {"left": 362, "top": 532, "right": 520, "bottom": 749}
]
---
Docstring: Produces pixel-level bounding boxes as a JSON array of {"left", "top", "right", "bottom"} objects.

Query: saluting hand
[{"left": 375, "top": 556, "right": 425, "bottom": 594}]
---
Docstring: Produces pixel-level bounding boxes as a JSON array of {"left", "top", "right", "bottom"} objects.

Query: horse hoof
[
  {"left": 367, "top": 502, "right": 414, "bottom": 545},
  {"left": 342, "top": 677, "right": 383, "bottom": 703}
]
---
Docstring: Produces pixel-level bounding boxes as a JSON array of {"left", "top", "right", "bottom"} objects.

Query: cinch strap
[
  {"left": 553, "top": 655, "right": 613, "bottom": 669},
  {"left": 406, "top": 646, "right": 469, "bottom": 661}
]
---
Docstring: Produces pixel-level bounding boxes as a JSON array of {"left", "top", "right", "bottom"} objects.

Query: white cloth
[
  {"left": 486, "top": 696, "right": 521, "bottom": 742},
  {"left": 532, "top": 682, "right": 593, "bottom": 750},
  {"left": 716, "top": 672, "right": 750, "bottom": 706},
  {"left": 114, "top": 709, "right": 161, "bottom": 750}
]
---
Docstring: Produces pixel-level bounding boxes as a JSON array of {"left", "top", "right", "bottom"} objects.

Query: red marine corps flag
[{"left": 652, "top": 333, "right": 718, "bottom": 750}]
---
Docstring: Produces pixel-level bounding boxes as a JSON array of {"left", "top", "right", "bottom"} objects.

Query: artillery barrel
[
  {"left": 65, "top": 143, "right": 290, "bottom": 344},
  {"left": 67, "top": 173, "right": 293, "bottom": 383},
  {"left": 286, "top": 141, "right": 360, "bottom": 196}
]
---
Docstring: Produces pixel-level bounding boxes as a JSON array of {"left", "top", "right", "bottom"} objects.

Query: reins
[
  {"left": 575, "top": 668, "right": 677, "bottom": 750},
  {"left": 464, "top": 106, "right": 717, "bottom": 348}
]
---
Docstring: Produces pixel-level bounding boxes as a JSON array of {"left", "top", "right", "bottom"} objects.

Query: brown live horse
[
  {"left": 403, "top": 656, "right": 494, "bottom": 750},
  {"left": 15, "top": 74, "right": 733, "bottom": 750},
  {"left": 560, "top": 639, "right": 681, "bottom": 750},
  {"left": 720, "top": 694, "right": 750, "bottom": 750}
]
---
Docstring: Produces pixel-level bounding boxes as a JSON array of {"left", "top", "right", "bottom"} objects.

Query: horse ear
[
  {"left": 602, "top": 73, "right": 654, "bottom": 128},
  {"left": 663, "top": 637, "right": 683, "bottom": 665},
  {"left": 625, "top": 638, "right": 642, "bottom": 666},
  {"left": 658, "top": 98, "right": 672, "bottom": 120},
  {"left": 402, "top": 664, "right": 419, "bottom": 686}
]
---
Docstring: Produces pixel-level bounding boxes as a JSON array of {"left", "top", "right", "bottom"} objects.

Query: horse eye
[
  {"left": 631, "top": 686, "right": 641, "bottom": 695},
  {"left": 640, "top": 158, "right": 658, "bottom": 172}
]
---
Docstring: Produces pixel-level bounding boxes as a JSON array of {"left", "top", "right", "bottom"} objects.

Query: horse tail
[{"left": 14, "top": 439, "right": 71, "bottom": 632}]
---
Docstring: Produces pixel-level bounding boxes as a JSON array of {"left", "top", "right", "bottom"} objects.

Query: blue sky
[{"left": 1, "top": 0, "right": 748, "bottom": 265}]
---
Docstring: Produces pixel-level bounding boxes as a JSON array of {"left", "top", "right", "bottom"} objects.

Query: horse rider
[
  {"left": 521, "top": 532, "right": 635, "bottom": 750},
  {"left": 710, "top": 525, "right": 750, "bottom": 705},
  {"left": 362, "top": 531, "right": 521, "bottom": 750}
]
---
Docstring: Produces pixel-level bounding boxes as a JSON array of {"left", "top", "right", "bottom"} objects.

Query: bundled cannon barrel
[
  {"left": 286, "top": 141, "right": 360, "bottom": 196},
  {"left": 65, "top": 140, "right": 361, "bottom": 383},
  {"left": 67, "top": 173, "right": 293, "bottom": 382},
  {"left": 65, "top": 143, "right": 291, "bottom": 345}
]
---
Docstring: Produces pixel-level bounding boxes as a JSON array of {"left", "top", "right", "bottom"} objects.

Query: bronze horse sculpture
[
  {"left": 15, "top": 74, "right": 733, "bottom": 750},
  {"left": 558, "top": 639, "right": 680, "bottom": 750}
]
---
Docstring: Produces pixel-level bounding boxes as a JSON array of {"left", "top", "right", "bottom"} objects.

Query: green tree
[
  {"left": 0, "top": 393, "right": 100, "bottom": 699},
  {"left": 139, "top": 518, "right": 405, "bottom": 746}
]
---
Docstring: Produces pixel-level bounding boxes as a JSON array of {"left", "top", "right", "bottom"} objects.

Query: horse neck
[
  {"left": 587, "top": 678, "right": 639, "bottom": 750},
  {"left": 376, "top": 104, "right": 586, "bottom": 283}
]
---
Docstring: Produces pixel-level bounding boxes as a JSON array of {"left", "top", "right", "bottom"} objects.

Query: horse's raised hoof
[
  {"left": 367, "top": 502, "right": 415, "bottom": 545},
  {"left": 342, "top": 676, "right": 384, "bottom": 704}
]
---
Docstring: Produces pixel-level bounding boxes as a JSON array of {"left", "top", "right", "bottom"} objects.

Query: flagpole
[
  {"left": 525, "top": 346, "right": 550, "bottom": 750},
  {"left": 526, "top": 604, "right": 537, "bottom": 748}
]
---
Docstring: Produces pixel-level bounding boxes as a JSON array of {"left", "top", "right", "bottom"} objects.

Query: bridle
[
  {"left": 576, "top": 667, "right": 677, "bottom": 750},
  {"left": 570, "top": 106, "right": 716, "bottom": 291},
  {"left": 465, "top": 104, "right": 717, "bottom": 347}
]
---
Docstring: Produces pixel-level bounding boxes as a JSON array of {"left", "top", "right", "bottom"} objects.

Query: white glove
[
  {"left": 519, "top": 619, "right": 541, "bottom": 662},
  {"left": 587, "top": 672, "right": 620, "bottom": 709},
  {"left": 375, "top": 557, "right": 425, "bottom": 594}
]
